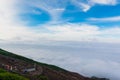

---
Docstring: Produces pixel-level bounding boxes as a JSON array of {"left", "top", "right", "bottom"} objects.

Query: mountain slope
[
  {"left": 0, "top": 48, "right": 109, "bottom": 80},
  {"left": 0, "top": 68, "right": 29, "bottom": 80}
]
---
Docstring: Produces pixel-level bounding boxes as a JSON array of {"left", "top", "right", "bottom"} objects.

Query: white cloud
[
  {"left": 71, "top": 0, "right": 91, "bottom": 12},
  {"left": 0, "top": 1, "right": 15, "bottom": 22},
  {"left": 102, "top": 27, "right": 120, "bottom": 35},
  {"left": 19, "top": 0, "right": 67, "bottom": 22},
  {"left": 89, "top": 0, "right": 117, "bottom": 5},
  {"left": 71, "top": 0, "right": 118, "bottom": 12},
  {"left": 0, "top": 42, "right": 120, "bottom": 80},
  {"left": 88, "top": 16, "right": 120, "bottom": 22},
  {"left": 35, "top": 24, "right": 120, "bottom": 43},
  {"left": 32, "top": 9, "right": 42, "bottom": 15},
  {"left": 42, "top": 24, "right": 100, "bottom": 41},
  {"left": 80, "top": 3, "right": 91, "bottom": 12},
  {"left": 1, "top": 20, "right": 120, "bottom": 43}
]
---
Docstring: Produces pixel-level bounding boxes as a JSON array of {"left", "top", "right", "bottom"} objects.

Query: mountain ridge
[{"left": 0, "top": 48, "right": 109, "bottom": 80}]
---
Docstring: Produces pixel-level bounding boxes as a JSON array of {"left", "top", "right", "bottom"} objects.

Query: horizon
[{"left": 0, "top": 0, "right": 120, "bottom": 80}]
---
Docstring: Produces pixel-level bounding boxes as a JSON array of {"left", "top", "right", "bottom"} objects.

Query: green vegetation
[
  {"left": 0, "top": 48, "right": 66, "bottom": 72},
  {"left": 36, "top": 75, "right": 48, "bottom": 80},
  {"left": 0, "top": 48, "right": 34, "bottom": 62},
  {"left": 0, "top": 68, "right": 29, "bottom": 80}
]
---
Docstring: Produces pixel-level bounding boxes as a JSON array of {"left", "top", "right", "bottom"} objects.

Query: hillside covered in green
[
  {"left": 0, "top": 68, "right": 28, "bottom": 80},
  {"left": 0, "top": 48, "right": 66, "bottom": 72}
]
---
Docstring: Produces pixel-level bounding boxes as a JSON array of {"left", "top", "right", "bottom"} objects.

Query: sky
[{"left": 0, "top": 0, "right": 120, "bottom": 80}]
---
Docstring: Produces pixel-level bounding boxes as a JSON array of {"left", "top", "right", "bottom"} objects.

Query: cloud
[
  {"left": 18, "top": 0, "right": 119, "bottom": 23},
  {"left": 88, "top": 16, "right": 120, "bottom": 22},
  {"left": 0, "top": 42, "right": 120, "bottom": 80},
  {"left": 19, "top": 0, "right": 68, "bottom": 22},
  {"left": 79, "top": 3, "right": 91, "bottom": 12},
  {"left": 71, "top": 0, "right": 118, "bottom": 12},
  {"left": 89, "top": 0, "right": 118, "bottom": 5},
  {"left": 1, "top": 20, "right": 120, "bottom": 43},
  {"left": 0, "top": 0, "right": 14, "bottom": 25},
  {"left": 71, "top": 0, "right": 91, "bottom": 12},
  {"left": 37, "top": 24, "right": 120, "bottom": 43},
  {"left": 32, "top": 9, "right": 42, "bottom": 15}
]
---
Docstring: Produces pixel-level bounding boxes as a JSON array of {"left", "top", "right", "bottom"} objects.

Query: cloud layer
[
  {"left": 1, "top": 23, "right": 120, "bottom": 43},
  {"left": 89, "top": 0, "right": 117, "bottom": 5},
  {"left": 88, "top": 16, "right": 120, "bottom": 22},
  {"left": 0, "top": 42, "right": 120, "bottom": 80}
]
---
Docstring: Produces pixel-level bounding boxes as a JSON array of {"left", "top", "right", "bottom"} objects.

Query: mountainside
[
  {"left": 0, "top": 68, "right": 29, "bottom": 80},
  {"left": 0, "top": 48, "right": 109, "bottom": 80}
]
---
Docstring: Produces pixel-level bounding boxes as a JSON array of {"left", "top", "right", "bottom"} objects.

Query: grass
[{"left": 0, "top": 68, "right": 29, "bottom": 80}]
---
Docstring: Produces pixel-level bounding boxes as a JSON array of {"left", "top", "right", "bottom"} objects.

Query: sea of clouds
[{"left": 0, "top": 41, "right": 120, "bottom": 80}]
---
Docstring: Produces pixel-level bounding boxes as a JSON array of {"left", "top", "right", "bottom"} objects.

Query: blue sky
[
  {"left": 19, "top": 0, "right": 120, "bottom": 27},
  {"left": 1, "top": 0, "right": 120, "bottom": 42}
]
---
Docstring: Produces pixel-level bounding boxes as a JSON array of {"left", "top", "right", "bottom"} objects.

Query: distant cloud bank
[{"left": 0, "top": 41, "right": 120, "bottom": 80}]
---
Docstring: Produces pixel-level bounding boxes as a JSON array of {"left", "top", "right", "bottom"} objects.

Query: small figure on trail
[{"left": 10, "top": 66, "right": 13, "bottom": 71}]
